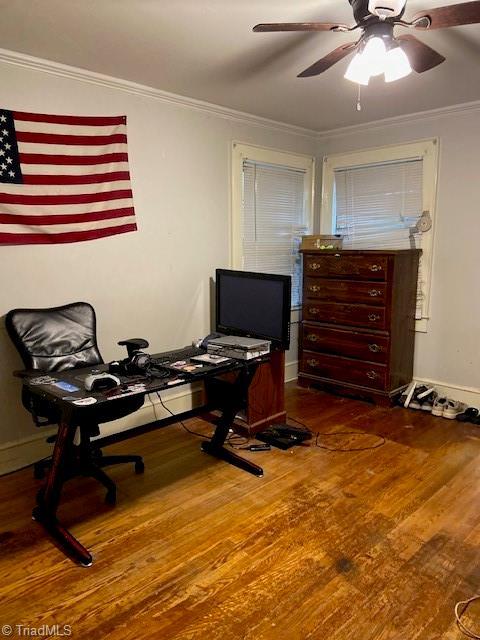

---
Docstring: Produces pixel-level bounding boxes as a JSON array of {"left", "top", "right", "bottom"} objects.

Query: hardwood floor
[{"left": 2, "top": 383, "right": 480, "bottom": 639}]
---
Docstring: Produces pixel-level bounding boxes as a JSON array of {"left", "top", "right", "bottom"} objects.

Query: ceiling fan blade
[
  {"left": 297, "top": 42, "right": 358, "bottom": 77},
  {"left": 397, "top": 35, "right": 446, "bottom": 72},
  {"left": 412, "top": 0, "right": 480, "bottom": 29},
  {"left": 253, "top": 22, "right": 348, "bottom": 32}
]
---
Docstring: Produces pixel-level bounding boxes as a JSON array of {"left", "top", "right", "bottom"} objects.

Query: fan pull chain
[{"left": 356, "top": 84, "right": 362, "bottom": 112}]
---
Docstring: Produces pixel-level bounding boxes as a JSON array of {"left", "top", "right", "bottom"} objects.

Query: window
[
  {"left": 231, "top": 143, "right": 314, "bottom": 307},
  {"left": 321, "top": 139, "right": 438, "bottom": 332}
]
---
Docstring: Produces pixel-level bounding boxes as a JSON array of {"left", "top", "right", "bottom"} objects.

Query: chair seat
[{"left": 7, "top": 302, "right": 146, "bottom": 502}]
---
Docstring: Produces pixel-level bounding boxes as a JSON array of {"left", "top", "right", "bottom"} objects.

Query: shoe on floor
[
  {"left": 432, "top": 397, "right": 448, "bottom": 417},
  {"left": 457, "top": 407, "right": 479, "bottom": 423},
  {"left": 402, "top": 381, "right": 417, "bottom": 408},
  {"left": 419, "top": 390, "right": 438, "bottom": 412},
  {"left": 444, "top": 400, "right": 467, "bottom": 419},
  {"left": 409, "top": 385, "right": 436, "bottom": 411}
]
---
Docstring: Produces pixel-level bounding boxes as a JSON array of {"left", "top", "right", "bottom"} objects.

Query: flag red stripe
[
  {"left": 19, "top": 152, "right": 129, "bottom": 165},
  {"left": 23, "top": 172, "right": 131, "bottom": 185},
  {"left": 0, "top": 207, "right": 134, "bottom": 225},
  {"left": 13, "top": 112, "right": 126, "bottom": 126},
  {"left": 0, "top": 189, "right": 132, "bottom": 205},
  {"left": 16, "top": 132, "right": 127, "bottom": 146},
  {"left": 0, "top": 223, "right": 137, "bottom": 245}
]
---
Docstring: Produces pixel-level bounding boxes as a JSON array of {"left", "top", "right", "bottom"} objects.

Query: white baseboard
[
  {"left": 0, "top": 384, "right": 204, "bottom": 476},
  {"left": 285, "top": 359, "right": 298, "bottom": 383}
]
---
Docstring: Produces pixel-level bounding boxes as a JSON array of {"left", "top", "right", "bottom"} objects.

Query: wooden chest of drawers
[{"left": 298, "top": 249, "right": 420, "bottom": 404}]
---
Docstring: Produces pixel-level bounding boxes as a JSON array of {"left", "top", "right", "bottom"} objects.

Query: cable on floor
[
  {"left": 150, "top": 392, "right": 211, "bottom": 440},
  {"left": 287, "top": 415, "right": 386, "bottom": 452},
  {"left": 455, "top": 595, "right": 480, "bottom": 639},
  {"left": 226, "top": 432, "right": 251, "bottom": 449}
]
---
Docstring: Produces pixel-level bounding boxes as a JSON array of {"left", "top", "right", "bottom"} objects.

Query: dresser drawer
[
  {"left": 302, "top": 324, "right": 389, "bottom": 363},
  {"left": 301, "top": 351, "right": 387, "bottom": 390},
  {"left": 304, "top": 278, "right": 388, "bottom": 305},
  {"left": 303, "top": 302, "right": 387, "bottom": 331},
  {"left": 304, "top": 254, "right": 387, "bottom": 281}
]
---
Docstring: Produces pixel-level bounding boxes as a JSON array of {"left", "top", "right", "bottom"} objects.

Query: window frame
[
  {"left": 231, "top": 141, "right": 315, "bottom": 310},
  {"left": 320, "top": 138, "right": 439, "bottom": 332}
]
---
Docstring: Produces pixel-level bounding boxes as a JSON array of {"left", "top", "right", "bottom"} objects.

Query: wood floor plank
[{"left": 1, "top": 384, "right": 480, "bottom": 639}]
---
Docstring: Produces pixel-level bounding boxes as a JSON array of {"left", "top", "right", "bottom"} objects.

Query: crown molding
[
  {"left": 1, "top": 47, "right": 478, "bottom": 141},
  {"left": 316, "top": 99, "right": 480, "bottom": 140},
  {"left": 0, "top": 47, "right": 317, "bottom": 139}
]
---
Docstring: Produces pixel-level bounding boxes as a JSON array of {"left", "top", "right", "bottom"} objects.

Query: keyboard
[{"left": 152, "top": 345, "right": 205, "bottom": 365}]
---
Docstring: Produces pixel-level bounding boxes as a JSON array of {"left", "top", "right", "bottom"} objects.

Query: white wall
[
  {"left": 2, "top": 50, "right": 478, "bottom": 475},
  {"left": 316, "top": 106, "right": 480, "bottom": 402},
  {"left": 0, "top": 54, "right": 315, "bottom": 472}
]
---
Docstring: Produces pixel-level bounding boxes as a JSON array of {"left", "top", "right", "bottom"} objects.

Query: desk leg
[
  {"left": 201, "top": 366, "right": 263, "bottom": 478},
  {"left": 32, "top": 411, "right": 93, "bottom": 567}
]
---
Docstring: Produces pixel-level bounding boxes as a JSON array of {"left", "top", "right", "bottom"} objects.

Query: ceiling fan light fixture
[
  {"left": 384, "top": 45, "right": 412, "bottom": 82},
  {"left": 361, "top": 36, "right": 387, "bottom": 76},
  {"left": 344, "top": 52, "right": 371, "bottom": 85}
]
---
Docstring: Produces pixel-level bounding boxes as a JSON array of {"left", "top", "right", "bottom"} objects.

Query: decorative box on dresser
[{"left": 298, "top": 249, "right": 421, "bottom": 405}]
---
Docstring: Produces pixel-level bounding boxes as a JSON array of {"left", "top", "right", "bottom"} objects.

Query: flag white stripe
[
  {"left": 0, "top": 180, "right": 132, "bottom": 196},
  {"left": 18, "top": 142, "right": 128, "bottom": 156},
  {"left": 14, "top": 121, "right": 125, "bottom": 136},
  {"left": 0, "top": 215, "right": 137, "bottom": 235},
  {"left": 20, "top": 162, "right": 130, "bottom": 175},
  {"left": 0, "top": 197, "right": 133, "bottom": 216}
]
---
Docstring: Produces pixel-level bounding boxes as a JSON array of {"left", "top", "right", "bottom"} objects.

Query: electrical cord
[
  {"left": 314, "top": 431, "right": 386, "bottom": 452},
  {"left": 151, "top": 391, "right": 211, "bottom": 440},
  {"left": 455, "top": 596, "right": 480, "bottom": 639},
  {"left": 226, "top": 432, "right": 251, "bottom": 449},
  {"left": 286, "top": 415, "right": 386, "bottom": 452}
]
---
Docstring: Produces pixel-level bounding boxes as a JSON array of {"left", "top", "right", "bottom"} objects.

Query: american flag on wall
[{"left": 0, "top": 109, "right": 137, "bottom": 245}]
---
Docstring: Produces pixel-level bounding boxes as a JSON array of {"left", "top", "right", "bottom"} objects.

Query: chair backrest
[{"left": 5, "top": 302, "right": 103, "bottom": 372}]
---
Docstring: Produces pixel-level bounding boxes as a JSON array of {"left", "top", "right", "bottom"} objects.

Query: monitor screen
[{"left": 215, "top": 269, "right": 291, "bottom": 350}]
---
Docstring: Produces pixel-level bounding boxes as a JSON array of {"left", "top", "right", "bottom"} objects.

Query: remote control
[{"left": 249, "top": 444, "right": 271, "bottom": 451}]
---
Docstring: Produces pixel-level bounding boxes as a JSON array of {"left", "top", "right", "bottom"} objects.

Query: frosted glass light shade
[
  {"left": 344, "top": 52, "right": 371, "bottom": 85},
  {"left": 362, "top": 37, "right": 387, "bottom": 76},
  {"left": 384, "top": 46, "right": 412, "bottom": 82}
]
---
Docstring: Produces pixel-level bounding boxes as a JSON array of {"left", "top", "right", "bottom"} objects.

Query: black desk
[{"left": 16, "top": 351, "right": 265, "bottom": 566}]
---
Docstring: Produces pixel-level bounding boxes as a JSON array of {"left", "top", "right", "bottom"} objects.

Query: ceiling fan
[{"left": 253, "top": 0, "right": 480, "bottom": 84}]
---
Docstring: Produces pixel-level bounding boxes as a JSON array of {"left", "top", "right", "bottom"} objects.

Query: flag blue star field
[{"left": 0, "top": 109, "right": 137, "bottom": 244}]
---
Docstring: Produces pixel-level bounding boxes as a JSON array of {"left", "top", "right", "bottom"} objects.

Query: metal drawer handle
[
  {"left": 309, "top": 285, "right": 321, "bottom": 293},
  {"left": 309, "top": 307, "right": 320, "bottom": 315},
  {"left": 307, "top": 359, "right": 319, "bottom": 367},
  {"left": 369, "top": 264, "right": 383, "bottom": 272},
  {"left": 306, "top": 334, "right": 319, "bottom": 342},
  {"left": 368, "top": 343, "right": 382, "bottom": 353},
  {"left": 366, "top": 370, "right": 378, "bottom": 380},
  {"left": 309, "top": 262, "right": 322, "bottom": 271},
  {"left": 368, "top": 313, "right": 380, "bottom": 322},
  {"left": 368, "top": 289, "right": 382, "bottom": 297}
]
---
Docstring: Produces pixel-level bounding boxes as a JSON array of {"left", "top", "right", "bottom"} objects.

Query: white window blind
[
  {"left": 334, "top": 158, "right": 426, "bottom": 318},
  {"left": 242, "top": 160, "right": 309, "bottom": 306}
]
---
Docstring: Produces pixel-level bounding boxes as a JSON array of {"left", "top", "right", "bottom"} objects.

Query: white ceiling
[{"left": 1, "top": 0, "right": 479, "bottom": 131}]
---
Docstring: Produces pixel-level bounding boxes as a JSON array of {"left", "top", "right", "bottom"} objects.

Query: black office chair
[{"left": 5, "top": 302, "right": 145, "bottom": 505}]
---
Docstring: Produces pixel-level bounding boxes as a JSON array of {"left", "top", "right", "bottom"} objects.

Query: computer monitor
[{"left": 215, "top": 269, "right": 291, "bottom": 350}]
